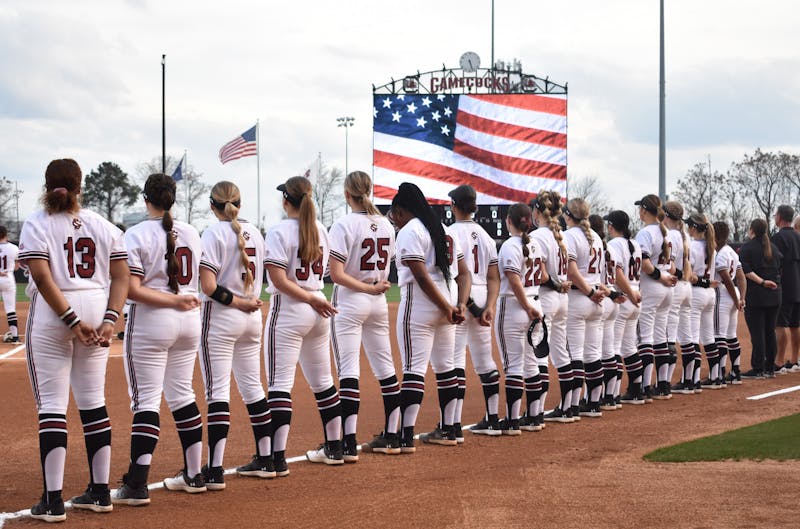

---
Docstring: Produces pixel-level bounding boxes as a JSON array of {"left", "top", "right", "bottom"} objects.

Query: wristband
[
  {"left": 696, "top": 277, "right": 710, "bottom": 288},
  {"left": 761, "top": 278, "right": 765, "bottom": 286},
  {"left": 609, "top": 291, "right": 622, "bottom": 300},
  {"left": 466, "top": 297, "right": 484, "bottom": 318},
  {"left": 103, "top": 308, "right": 120, "bottom": 325},
  {"left": 211, "top": 284, "right": 234, "bottom": 305},
  {"left": 675, "top": 269, "right": 683, "bottom": 280},
  {"left": 586, "top": 286, "right": 596, "bottom": 298},
  {"left": 543, "top": 275, "right": 563, "bottom": 291},
  {"left": 648, "top": 268, "right": 661, "bottom": 280},
  {"left": 59, "top": 307, "right": 81, "bottom": 329}
]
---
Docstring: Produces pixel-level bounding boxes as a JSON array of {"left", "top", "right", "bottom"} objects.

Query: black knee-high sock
[
  {"left": 478, "top": 370, "right": 500, "bottom": 420},
  {"left": 206, "top": 401, "right": 230, "bottom": 468},
  {"left": 615, "top": 355, "right": 624, "bottom": 392},
  {"left": 705, "top": 342, "right": 720, "bottom": 380},
  {"left": 172, "top": 402, "right": 203, "bottom": 475},
  {"left": 524, "top": 374, "right": 542, "bottom": 417},
  {"left": 378, "top": 375, "right": 401, "bottom": 434},
  {"left": 6, "top": 311, "right": 18, "bottom": 335},
  {"left": 602, "top": 358, "right": 617, "bottom": 398},
  {"left": 79, "top": 406, "right": 111, "bottom": 492},
  {"left": 339, "top": 377, "right": 359, "bottom": 438},
  {"left": 38, "top": 413, "right": 67, "bottom": 503},
  {"left": 680, "top": 343, "right": 694, "bottom": 383},
  {"left": 570, "top": 360, "right": 584, "bottom": 406},
  {"left": 435, "top": 369, "right": 458, "bottom": 428},
  {"left": 693, "top": 344, "right": 703, "bottom": 384},
  {"left": 556, "top": 365, "right": 573, "bottom": 410},
  {"left": 400, "top": 373, "right": 425, "bottom": 441},
  {"left": 727, "top": 338, "right": 742, "bottom": 375},
  {"left": 505, "top": 375, "right": 524, "bottom": 420},
  {"left": 128, "top": 411, "right": 159, "bottom": 487},
  {"left": 716, "top": 338, "right": 729, "bottom": 378},
  {"left": 623, "top": 353, "right": 643, "bottom": 393},
  {"left": 654, "top": 342, "right": 670, "bottom": 383},
  {"left": 639, "top": 345, "right": 654, "bottom": 387},
  {"left": 246, "top": 398, "right": 272, "bottom": 457},
  {"left": 538, "top": 369, "right": 549, "bottom": 414},
  {"left": 314, "top": 385, "right": 342, "bottom": 443},
  {"left": 268, "top": 391, "right": 292, "bottom": 457},
  {"left": 584, "top": 360, "right": 604, "bottom": 405},
  {"left": 454, "top": 367, "right": 466, "bottom": 426}
]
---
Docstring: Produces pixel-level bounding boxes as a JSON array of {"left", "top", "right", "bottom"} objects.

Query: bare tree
[
  {"left": 568, "top": 175, "right": 610, "bottom": 215},
  {"left": 0, "top": 177, "right": 17, "bottom": 222},
  {"left": 718, "top": 170, "right": 752, "bottom": 241},
  {"left": 672, "top": 162, "right": 722, "bottom": 217},
  {"left": 732, "top": 149, "right": 790, "bottom": 230},
  {"left": 311, "top": 164, "right": 345, "bottom": 228},
  {"left": 137, "top": 155, "right": 210, "bottom": 224}
]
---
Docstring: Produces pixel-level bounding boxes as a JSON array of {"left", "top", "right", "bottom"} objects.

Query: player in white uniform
[
  {"left": 389, "top": 183, "right": 470, "bottom": 451},
  {"left": 604, "top": 211, "right": 645, "bottom": 405},
  {"left": 562, "top": 198, "right": 608, "bottom": 418},
  {"left": 20, "top": 159, "right": 128, "bottom": 521},
  {"left": 684, "top": 214, "right": 720, "bottom": 391},
  {"left": 264, "top": 176, "right": 343, "bottom": 470},
  {"left": 634, "top": 194, "right": 677, "bottom": 401},
  {"left": 327, "top": 171, "right": 399, "bottom": 458},
  {"left": 446, "top": 185, "right": 501, "bottom": 438},
  {"left": 197, "top": 181, "right": 270, "bottom": 488},
  {"left": 530, "top": 192, "right": 573, "bottom": 424},
  {"left": 496, "top": 203, "right": 544, "bottom": 434},
  {"left": 713, "top": 221, "right": 746, "bottom": 386},
  {"left": 113, "top": 173, "right": 205, "bottom": 505},
  {"left": 663, "top": 202, "right": 695, "bottom": 395},
  {"left": 589, "top": 215, "right": 628, "bottom": 411},
  {"left": 0, "top": 226, "right": 20, "bottom": 342}
]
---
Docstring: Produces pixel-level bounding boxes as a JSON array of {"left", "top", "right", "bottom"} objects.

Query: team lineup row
[{"left": 18, "top": 159, "right": 794, "bottom": 523}]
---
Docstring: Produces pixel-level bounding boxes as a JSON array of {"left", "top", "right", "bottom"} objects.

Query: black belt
[{"left": 571, "top": 285, "right": 600, "bottom": 290}]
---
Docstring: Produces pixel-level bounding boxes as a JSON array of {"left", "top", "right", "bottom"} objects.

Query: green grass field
[{"left": 644, "top": 413, "right": 800, "bottom": 462}]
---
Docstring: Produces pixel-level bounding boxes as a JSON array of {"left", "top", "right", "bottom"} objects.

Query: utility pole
[{"left": 658, "top": 0, "right": 666, "bottom": 201}]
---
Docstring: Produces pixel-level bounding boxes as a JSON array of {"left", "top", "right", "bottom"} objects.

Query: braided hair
[
  {"left": 565, "top": 198, "right": 593, "bottom": 245},
  {"left": 144, "top": 173, "right": 179, "bottom": 293},
  {"left": 531, "top": 190, "right": 568, "bottom": 266},
  {"left": 392, "top": 182, "right": 450, "bottom": 282},
  {"left": 508, "top": 203, "right": 534, "bottom": 268},
  {"left": 210, "top": 181, "right": 253, "bottom": 295}
]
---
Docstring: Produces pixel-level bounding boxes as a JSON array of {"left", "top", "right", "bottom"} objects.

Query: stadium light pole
[
  {"left": 658, "top": 0, "right": 666, "bottom": 201},
  {"left": 337, "top": 116, "right": 355, "bottom": 178},
  {"left": 161, "top": 54, "right": 166, "bottom": 174}
]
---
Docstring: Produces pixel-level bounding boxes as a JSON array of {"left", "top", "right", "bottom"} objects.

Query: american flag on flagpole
[
  {"left": 372, "top": 93, "right": 567, "bottom": 204},
  {"left": 219, "top": 125, "right": 258, "bottom": 164}
]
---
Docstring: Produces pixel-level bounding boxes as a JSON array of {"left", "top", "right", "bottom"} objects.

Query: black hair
[
  {"left": 144, "top": 173, "right": 179, "bottom": 293},
  {"left": 392, "top": 182, "right": 450, "bottom": 282}
]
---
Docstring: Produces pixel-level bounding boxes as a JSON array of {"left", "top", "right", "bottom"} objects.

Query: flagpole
[
  {"left": 256, "top": 119, "right": 261, "bottom": 231},
  {"left": 184, "top": 149, "right": 189, "bottom": 223},
  {"left": 161, "top": 54, "right": 166, "bottom": 173}
]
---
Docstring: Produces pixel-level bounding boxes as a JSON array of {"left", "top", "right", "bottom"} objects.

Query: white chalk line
[
  {"left": 746, "top": 384, "right": 800, "bottom": 400},
  {"left": 0, "top": 343, "right": 25, "bottom": 360}
]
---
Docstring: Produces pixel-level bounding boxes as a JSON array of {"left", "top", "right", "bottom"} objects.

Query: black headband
[
  {"left": 664, "top": 210, "right": 681, "bottom": 221},
  {"left": 210, "top": 196, "right": 241, "bottom": 211},
  {"left": 563, "top": 206, "right": 584, "bottom": 222},
  {"left": 686, "top": 217, "right": 707, "bottom": 232}
]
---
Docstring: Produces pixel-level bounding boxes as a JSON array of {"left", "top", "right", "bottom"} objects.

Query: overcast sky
[{"left": 1, "top": 0, "right": 798, "bottom": 229}]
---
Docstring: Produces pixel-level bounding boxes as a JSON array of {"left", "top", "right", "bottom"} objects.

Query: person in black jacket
[
  {"left": 772, "top": 205, "right": 800, "bottom": 373},
  {"left": 740, "top": 219, "right": 782, "bottom": 378}
]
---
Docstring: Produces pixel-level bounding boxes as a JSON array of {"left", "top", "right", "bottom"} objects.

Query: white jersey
[
  {"left": 126, "top": 218, "right": 201, "bottom": 295},
  {"left": 448, "top": 220, "right": 497, "bottom": 286},
  {"left": 608, "top": 237, "right": 642, "bottom": 290},
  {"left": 531, "top": 226, "right": 568, "bottom": 282},
  {"left": 666, "top": 228, "right": 687, "bottom": 274},
  {"left": 0, "top": 241, "right": 19, "bottom": 286},
  {"left": 603, "top": 243, "right": 619, "bottom": 287},
  {"left": 714, "top": 244, "right": 740, "bottom": 282},
  {"left": 564, "top": 226, "right": 604, "bottom": 285},
  {"left": 689, "top": 239, "right": 715, "bottom": 279},
  {"left": 19, "top": 208, "right": 127, "bottom": 291},
  {"left": 395, "top": 218, "right": 461, "bottom": 286},
  {"left": 200, "top": 219, "right": 264, "bottom": 299},
  {"left": 328, "top": 212, "right": 395, "bottom": 284},
  {"left": 498, "top": 235, "right": 541, "bottom": 297},
  {"left": 264, "top": 218, "right": 330, "bottom": 293},
  {"left": 636, "top": 224, "right": 670, "bottom": 271}
]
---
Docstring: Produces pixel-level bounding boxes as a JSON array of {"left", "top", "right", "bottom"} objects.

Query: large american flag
[
  {"left": 219, "top": 125, "right": 257, "bottom": 164},
  {"left": 372, "top": 93, "right": 567, "bottom": 204}
]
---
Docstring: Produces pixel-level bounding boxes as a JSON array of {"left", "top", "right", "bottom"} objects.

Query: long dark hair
[
  {"left": 144, "top": 173, "right": 179, "bottom": 293},
  {"left": 507, "top": 203, "right": 534, "bottom": 268},
  {"left": 750, "top": 218, "right": 772, "bottom": 263},
  {"left": 43, "top": 159, "right": 82, "bottom": 214},
  {"left": 392, "top": 182, "right": 450, "bottom": 282}
]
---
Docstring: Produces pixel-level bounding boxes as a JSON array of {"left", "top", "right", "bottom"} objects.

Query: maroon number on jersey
[
  {"left": 63, "top": 237, "right": 96, "bottom": 279},
  {"left": 360, "top": 238, "right": 390, "bottom": 271}
]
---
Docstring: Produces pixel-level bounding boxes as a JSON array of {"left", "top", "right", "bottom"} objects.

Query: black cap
[
  {"left": 635, "top": 195, "right": 660, "bottom": 215},
  {"left": 603, "top": 210, "right": 630, "bottom": 232},
  {"left": 277, "top": 183, "right": 302, "bottom": 207},
  {"left": 448, "top": 184, "right": 477, "bottom": 210}
]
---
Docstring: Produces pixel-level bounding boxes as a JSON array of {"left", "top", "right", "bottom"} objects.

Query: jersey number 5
[{"left": 63, "top": 237, "right": 96, "bottom": 279}]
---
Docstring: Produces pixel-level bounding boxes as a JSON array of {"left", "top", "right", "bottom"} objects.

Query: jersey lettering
[
  {"left": 63, "top": 237, "right": 96, "bottom": 279},
  {"left": 243, "top": 247, "right": 257, "bottom": 282},
  {"left": 360, "top": 237, "right": 390, "bottom": 271},
  {"left": 175, "top": 247, "right": 193, "bottom": 285},
  {"left": 629, "top": 257, "right": 642, "bottom": 281},
  {"left": 587, "top": 247, "right": 600, "bottom": 274},
  {"left": 657, "top": 241, "right": 672, "bottom": 265},
  {"left": 296, "top": 249, "right": 324, "bottom": 280},
  {"left": 605, "top": 251, "right": 615, "bottom": 285},
  {"left": 532, "top": 256, "right": 545, "bottom": 286},
  {"left": 472, "top": 244, "right": 479, "bottom": 274},
  {"left": 445, "top": 235, "right": 455, "bottom": 265},
  {"left": 557, "top": 251, "right": 568, "bottom": 276}
]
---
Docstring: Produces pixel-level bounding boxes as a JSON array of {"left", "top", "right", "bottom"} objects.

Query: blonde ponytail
[
  {"left": 345, "top": 170, "right": 381, "bottom": 216},
  {"left": 283, "top": 176, "right": 321, "bottom": 264},
  {"left": 536, "top": 190, "right": 568, "bottom": 264},
  {"left": 211, "top": 181, "right": 253, "bottom": 294},
  {"left": 566, "top": 198, "right": 593, "bottom": 245}
]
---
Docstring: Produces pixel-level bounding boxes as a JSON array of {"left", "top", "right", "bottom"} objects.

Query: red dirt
[{"left": 2, "top": 303, "right": 799, "bottom": 529}]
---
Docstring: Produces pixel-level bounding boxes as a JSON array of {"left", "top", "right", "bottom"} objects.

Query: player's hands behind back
[{"left": 174, "top": 294, "right": 201, "bottom": 311}]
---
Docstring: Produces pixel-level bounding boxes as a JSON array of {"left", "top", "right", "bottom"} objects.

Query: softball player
[
  {"left": 113, "top": 173, "right": 205, "bottom": 505},
  {"left": 264, "top": 176, "right": 343, "bottom": 470},
  {"left": 496, "top": 203, "right": 544, "bottom": 434},
  {"left": 685, "top": 214, "right": 720, "bottom": 390},
  {"left": 663, "top": 202, "right": 695, "bottom": 394},
  {"left": 713, "top": 221, "right": 746, "bottom": 385},
  {"left": 604, "top": 211, "right": 645, "bottom": 405},
  {"left": 21, "top": 159, "right": 128, "bottom": 521},
  {"left": 389, "top": 183, "right": 469, "bottom": 451},
  {"left": 531, "top": 192, "right": 573, "bottom": 424},
  {"left": 327, "top": 171, "right": 399, "bottom": 458},
  {"left": 198, "top": 181, "right": 271, "bottom": 488},
  {"left": 589, "top": 215, "right": 627, "bottom": 411},
  {"left": 0, "top": 226, "right": 20, "bottom": 342},
  {"left": 634, "top": 194, "right": 676, "bottom": 401},
  {"left": 446, "top": 185, "right": 501, "bottom": 438},
  {"left": 562, "top": 198, "right": 608, "bottom": 418}
]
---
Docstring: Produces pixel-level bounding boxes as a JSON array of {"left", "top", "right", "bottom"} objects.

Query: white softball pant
[
  {"left": 668, "top": 280, "right": 693, "bottom": 344},
  {"left": 495, "top": 295, "right": 542, "bottom": 378},
  {"left": 123, "top": 303, "right": 201, "bottom": 413},
  {"left": 0, "top": 277, "right": 15, "bottom": 314},
  {"left": 690, "top": 287, "right": 716, "bottom": 345},
  {"left": 397, "top": 280, "right": 456, "bottom": 376},
  {"left": 601, "top": 297, "right": 619, "bottom": 361},
  {"left": 199, "top": 301, "right": 265, "bottom": 405},
  {"left": 265, "top": 292, "right": 335, "bottom": 394},
  {"left": 454, "top": 284, "right": 496, "bottom": 375},
  {"left": 540, "top": 289, "right": 569, "bottom": 369},
  {"left": 26, "top": 290, "right": 108, "bottom": 414},
  {"left": 715, "top": 287, "right": 739, "bottom": 339},
  {"left": 638, "top": 276, "right": 673, "bottom": 345},
  {"left": 330, "top": 285, "right": 395, "bottom": 381},
  {"left": 567, "top": 290, "right": 604, "bottom": 363},
  {"left": 614, "top": 300, "right": 641, "bottom": 359}
]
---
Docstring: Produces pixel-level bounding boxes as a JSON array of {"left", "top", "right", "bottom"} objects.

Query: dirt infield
[{"left": 2, "top": 301, "right": 800, "bottom": 528}]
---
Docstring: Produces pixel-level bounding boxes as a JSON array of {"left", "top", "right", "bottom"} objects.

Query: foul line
[
  {"left": 746, "top": 384, "right": 800, "bottom": 401},
  {"left": 0, "top": 343, "right": 25, "bottom": 361}
]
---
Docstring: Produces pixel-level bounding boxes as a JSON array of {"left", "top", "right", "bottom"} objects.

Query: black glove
[{"left": 527, "top": 318, "right": 550, "bottom": 359}]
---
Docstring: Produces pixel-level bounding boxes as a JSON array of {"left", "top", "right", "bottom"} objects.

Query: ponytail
[
  {"left": 704, "top": 223, "right": 716, "bottom": 274},
  {"left": 282, "top": 176, "right": 321, "bottom": 265},
  {"left": 508, "top": 203, "right": 534, "bottom": 268},
  {"left": 163, "top": 210, "right": 180, "bottom": 293},
  {"left": 750, "top": 218, "right": 772, "bottom": 263},
  {"left": 565, "top": 197, "right": 593, "bottom": 245},
  {"left": 344, "top": 170, "right": 381, "bottom": 216},
  {"left": 43, "top": 159, "right": 82, "bottom": 214},
  {"left": 144, "top": 173, "right": 179, "bottom": 293},
  {"left": 534, "top": 190, "right": 568, "bottom": 265},
  {"left": 212, "top": 181, "right": 253, "bottom": 294},
  {"left": 657, "top": 207, "right": 670, "bottom": 263}
]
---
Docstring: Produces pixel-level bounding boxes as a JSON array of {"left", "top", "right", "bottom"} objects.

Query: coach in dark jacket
[
  {"left": 772, "top": 205, "right": 800, "bottom": 371},
  {"left": 740, "top": 219, "right": 782, "bottom": 377}
]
